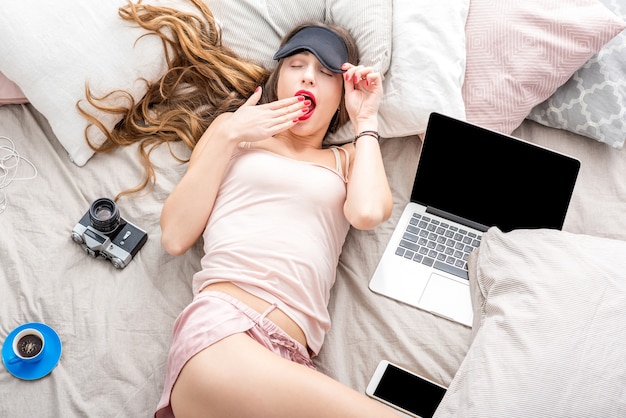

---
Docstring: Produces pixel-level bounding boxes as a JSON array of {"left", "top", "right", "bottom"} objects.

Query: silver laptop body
[{"left": 369, "top": 113, "right": 581, "bottom": 326}]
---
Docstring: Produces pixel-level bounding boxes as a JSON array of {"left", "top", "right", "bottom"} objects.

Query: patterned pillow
[
  {"left": 462, "top": 0, "right": 626, "bottom": 136},
  {"left": 527, "top": 0, "right": 626, "bottom": 149}
]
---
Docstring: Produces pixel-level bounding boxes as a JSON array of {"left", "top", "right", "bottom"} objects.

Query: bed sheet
[
  {"left": 1, "top": 103, "right": 625, "bottom": 416},
  {"left": 0, "top": 104, "right": 200, "bottom": 417}
]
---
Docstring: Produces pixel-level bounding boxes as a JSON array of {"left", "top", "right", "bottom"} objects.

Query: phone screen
[{"left": 372, "top": 363, "right": 446, "bottom": 418}]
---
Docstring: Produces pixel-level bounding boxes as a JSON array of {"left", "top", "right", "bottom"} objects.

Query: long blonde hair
[{"left": 78, "top": 0, "right": 358, "bottom": 198}]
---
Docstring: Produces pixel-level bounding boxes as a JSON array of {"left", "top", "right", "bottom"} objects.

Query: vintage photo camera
[{"left": 71, "top": 198, "right": 148, "bottom": 269}]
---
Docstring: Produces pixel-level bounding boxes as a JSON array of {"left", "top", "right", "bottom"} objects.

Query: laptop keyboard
[{"left": 394, "top": 213, "right": 481, "bottom": 280}]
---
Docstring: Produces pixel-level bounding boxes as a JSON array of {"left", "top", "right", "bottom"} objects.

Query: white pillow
[
  {"left": 435, "top": 228, "right": 626, "bottom": 417},
  {"left": 0, "top": 0, "right": 163, "bottom": 166},
  {"left": 0, "top": 0, "right": 391, "bottom": 166},
  {"left": 378, "top": 0, "right": 468, "bottom": 138},
  {"left": 328, "top": 0, "right": 470, "bottom": 143}
]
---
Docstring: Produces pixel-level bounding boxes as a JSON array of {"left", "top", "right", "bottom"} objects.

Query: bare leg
[{"left": 170, "top": 333, "right": 399, "bottom": 418}]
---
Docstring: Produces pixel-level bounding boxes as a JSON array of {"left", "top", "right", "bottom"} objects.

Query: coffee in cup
[{"left": 8, "top": 328, "right": 45, "bottom": 364}]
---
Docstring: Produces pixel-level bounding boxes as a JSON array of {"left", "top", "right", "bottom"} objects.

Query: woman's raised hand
[
  {"left": 341, "top": 63, "right": 383, "bottom": 125},
  {"left": 221, "top": 87, "right": 307, "bottom": 143}
]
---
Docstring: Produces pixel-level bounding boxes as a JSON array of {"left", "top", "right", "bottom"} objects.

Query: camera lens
[{"left": 89, "top": 198, "right": 120, "bottom": 233}]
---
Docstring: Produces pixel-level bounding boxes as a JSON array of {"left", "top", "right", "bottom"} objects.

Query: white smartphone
[{"left": 365, "top": 360, "right": 447, "bottom": 418}]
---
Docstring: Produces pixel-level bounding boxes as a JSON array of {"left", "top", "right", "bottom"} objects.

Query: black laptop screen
[{"left": 410, "top": 113, "right": 580, "bottom": 232}]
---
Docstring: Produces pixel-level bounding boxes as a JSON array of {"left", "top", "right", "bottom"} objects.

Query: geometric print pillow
[
  {"left": 462, "top": 0, "right": 626, "bottom": 137},
  {"left": 528, "top": 0, "right": 626, "bottom": 149}
]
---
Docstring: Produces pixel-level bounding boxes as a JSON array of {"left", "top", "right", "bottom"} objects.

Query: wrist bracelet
[{"left": 354, "top": 130, "right": 380, "bottom": 143}]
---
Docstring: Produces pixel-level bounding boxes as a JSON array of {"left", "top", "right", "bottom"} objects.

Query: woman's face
[{"left": 276, "top": 51, "right": 343, "bottom": 135}]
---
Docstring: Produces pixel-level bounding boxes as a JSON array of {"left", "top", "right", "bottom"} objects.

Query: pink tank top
[{"left": 192, "top": 147, "right": 350, "bottom": 354}]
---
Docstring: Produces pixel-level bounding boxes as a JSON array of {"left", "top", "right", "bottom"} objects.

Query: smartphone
[{"left": 365, "top": 360, "right": 447, "bottom": 418}]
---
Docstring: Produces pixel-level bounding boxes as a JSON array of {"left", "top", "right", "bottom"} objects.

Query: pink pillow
[
  {"left": 462, "top": 0, "right": 626, "bottom": 135},
  {"left": 0, "top": 71, "right": 28, "bottom": 105}
]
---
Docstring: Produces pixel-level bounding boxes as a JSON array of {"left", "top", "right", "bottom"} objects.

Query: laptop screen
[{"left": 410, "top": 113, "right": 580, "bottom": 232}]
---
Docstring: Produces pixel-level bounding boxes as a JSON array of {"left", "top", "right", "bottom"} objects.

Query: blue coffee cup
[{"left": 7, "top": 328, "right": 45, "bottom": 365}]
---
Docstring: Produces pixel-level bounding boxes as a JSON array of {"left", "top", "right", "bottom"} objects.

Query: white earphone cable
[{"left": 0, "top": 135, "right": 38, "bottom": 214}]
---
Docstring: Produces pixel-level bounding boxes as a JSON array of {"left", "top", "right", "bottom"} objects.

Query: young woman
[{"left": 82, "top": 2, "right": 394, "bottom": 417}]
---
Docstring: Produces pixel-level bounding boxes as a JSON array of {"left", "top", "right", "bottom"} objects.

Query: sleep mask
[{"left": 273, "top": 26, "right": 348, "bottom": 73}]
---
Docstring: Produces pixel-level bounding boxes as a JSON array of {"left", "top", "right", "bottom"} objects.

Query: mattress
[{"left": 2, "top": 102, "right": 626, "bottom": 416}]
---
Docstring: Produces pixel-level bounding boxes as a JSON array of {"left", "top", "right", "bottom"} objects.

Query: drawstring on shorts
[{"left": 258, "top": 302, "right": 278, "bottom": 325}]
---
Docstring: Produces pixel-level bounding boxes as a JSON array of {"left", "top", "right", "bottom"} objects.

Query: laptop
[{"left": 369, "top": 112, "right": 580, "bottom": 327}]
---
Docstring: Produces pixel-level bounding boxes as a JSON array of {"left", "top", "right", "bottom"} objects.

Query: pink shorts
[{"left": 155, "top": 291, "right": 315, "bottom": 418}]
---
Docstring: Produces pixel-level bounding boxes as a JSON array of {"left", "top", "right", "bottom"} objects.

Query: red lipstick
[{"left": 295, "top": 90, "right": 316, "bottom": 121}]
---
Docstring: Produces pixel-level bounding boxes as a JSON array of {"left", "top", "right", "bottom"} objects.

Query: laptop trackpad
[{"left": 419, "top": 273, "right": 473, "bottom": 325}]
